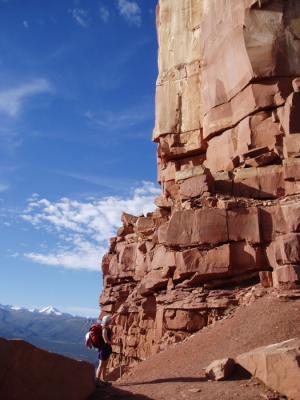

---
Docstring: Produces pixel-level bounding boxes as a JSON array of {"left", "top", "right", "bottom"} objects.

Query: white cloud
[
  {"left": 23, "top": 20, "right": 29, "bottom": 29},
  {"left": 69, "top": 8, "right": 90, "bottom": 27},
  {"left": 99, "top": 5, "right": 110, "bottom": 22},
  {"left": 85, "top": 101, "right": 152, "bottom": 131},
  {"left": 0, "top": 79, "right": 52, "bottom": 117},
  {"left": 22, "top": 182, "right": 161, "bottom": 271},
  {"left": 117, "top": 0, "right": 142, "bottom": 27}
]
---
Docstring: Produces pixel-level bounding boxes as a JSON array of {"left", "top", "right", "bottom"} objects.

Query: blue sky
[{"left": 0, "top": 0, "right": 159, "bottom": 317}]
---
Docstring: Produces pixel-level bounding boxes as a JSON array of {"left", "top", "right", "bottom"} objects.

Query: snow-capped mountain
[
  {"left": 0, "top": 304, "right": 72, "bottom": 317},
  {"left": 0, "top": 302, "right": 97, "bottom": 365},
  {"left": 39, "top": 306, "right": 64, "bottom": 316}
]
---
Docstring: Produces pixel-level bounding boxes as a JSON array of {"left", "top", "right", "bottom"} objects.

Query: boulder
[
  {"left": 0, "top": 338, "right": 95, "bottom": 400},
  {"left": 205, "top": 358, "right": 235, "bottom": 381},
  {"left": 236, "top": 339, "right": 300, "bottom": 400}
]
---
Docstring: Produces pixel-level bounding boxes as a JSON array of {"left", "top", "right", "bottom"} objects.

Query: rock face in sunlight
[
  {"left": 0, "top": 338, "right": 95, "bottom": 400},
  {"left": 100, "top": 0, "right": 300, "bottom": 371}
]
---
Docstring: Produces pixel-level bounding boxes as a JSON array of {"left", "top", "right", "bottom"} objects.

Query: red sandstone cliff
[{"left": 100, "top": 0, "right": 300, "bottom": 371}]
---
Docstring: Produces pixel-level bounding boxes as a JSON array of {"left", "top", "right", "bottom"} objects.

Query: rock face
[
  {"left": 0, "top": 338, "right": 95, "bottom": 400},
  {"left": 100, "top": 0, "right": 300, "bottom": 371},
  {"left": 236, "top": 338, "right": 300, "bottom": 400}
]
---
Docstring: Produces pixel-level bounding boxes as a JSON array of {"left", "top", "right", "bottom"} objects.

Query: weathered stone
[
  {"left": 227, "top": 207, "right": 260, "bottom": 243},
  {"left": 259, "top": 271, "right": 273, "bottom": 288},
  {"left": 164, "top": 309, "right": 205, "bottom": 332},
  {"left": 166, "top": 208, "right": 228, "bottom": 246},
  {"left": 236, "top": 339, "right": 300, "bottom": 400},
  {"left": 266, "top": 233, "right": 300, "bottom": 269},
  {"left": 273, "top": 265, "right": 300, "bottom": 287},
  {"left": 244, "top": 151, "right": 280, "bottom": 168},
  {"left": 154, "top": 195, "right": 172, "bottom": 209},
  {"left": 233, "top": 167, "right": 260, "bottom": 198},
  {"left": 0, "top": 338, "right": 95, "bottom": 400},
  {"left": 205, "top": 358, "right": 235, "bottom": 381},
  {"left": 278, "top": 92, "right": 300, "bottom": 135},
  {"left": 139, "top": 270, "right": 169, "bottom": 296}
]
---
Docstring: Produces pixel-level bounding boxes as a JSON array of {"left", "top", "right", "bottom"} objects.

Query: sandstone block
[
  {"left": 258, "top": 165, "right": 285, "bottom": 199},
  {"left": 175, "top": 165, "right": 206, "bottom": 182},
  {"left": 154, "top": 195, "right": 172, "bottom": 209},
  {"left": 135, "top": 217, "right": 155, "bottom": 235},
  {"left": 283, "top": 133, "right": 300, "bottom": 158},
  {"left": 202, "top": 0, "right": 299, "bottom": 113},
  {"left": 273, "top": 265, "right": 300, "bottom": 287},
  {"left": 236, "top": 338, "right": 300, "bottom": 400},
  {"left": 278, "top": 92, "right": 300, "bottom": 135},
  {"left": 205, "top": 129, "right": 237, "bottom": 172},
  {"left": 205, "top": 358, "right": 235, "bottom": 381},
  {"left": 203, "top": 80, "right": 292, "bottom": 139},
  {"left": 174, "top": 244, "right": 231, "bottom": 280},
  {"left": 233, "top": 167, "right": 260, "bottom": 198},
  {"left": 227, "top": 207, "right": 260, "bottom": 243},
  {"left": 0, "top": 338, "right": 95, "bottom": 400},
  {"left": 259, "top": 271, "right": 273, "bottom": 288},
  {"left": 250, "top": 112, "right": 283, "bottom": 150},
  {"left": 139, "top": 270, "right": 168, "bottom": 296},
  {"left": 271, "top": 233, "right": 300, "bottom": 266},
  {"left": 121, "top": 212, "right": 138, "bottom": 226},
  {"left": 244, "top": 151, "right": 280, "bottom": 168},
  {"left": 150, "top": 245, "right": 175, "bottom": 271},
  {"left": 166, "top": 209, "right": 228, "bottom": 246},
  {"left": 164, "top": 309, "right": 205, "bottom": 332}
]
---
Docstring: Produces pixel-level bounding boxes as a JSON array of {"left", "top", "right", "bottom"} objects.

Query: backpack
[{"left": 85, "top": 324, "right": 105, "bottom": 349}]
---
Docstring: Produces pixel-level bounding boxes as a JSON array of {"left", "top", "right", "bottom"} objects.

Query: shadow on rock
[{"left": 89, "top": 384, "right": 153, "bottom": 400}]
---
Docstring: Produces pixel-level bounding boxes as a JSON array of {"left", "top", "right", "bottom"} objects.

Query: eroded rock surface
[
  {"left": 100, "top": 0, "right": 300, "bottom": 372},
  {"left": 236, "top": 338, "right": 300, "bottom": 400}
]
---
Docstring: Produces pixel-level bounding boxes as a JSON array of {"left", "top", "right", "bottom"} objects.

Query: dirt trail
[{"left": 91, "top": 293, "right": 300, "bottom": 400}]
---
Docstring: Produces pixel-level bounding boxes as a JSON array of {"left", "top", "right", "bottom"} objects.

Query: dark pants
[{"left": 98, "top": 344, "right": 112, "bottom": 361}]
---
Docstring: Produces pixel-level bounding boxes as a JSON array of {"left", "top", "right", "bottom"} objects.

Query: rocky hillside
[
  {"left": 92, "top": 291, "right": 300, "bottom": 400},
  {"left": 0, "top": 304, "right": 96, "bottom": 364},
  {"left": 99, "top": 0, "right": 300, "bottom": 374}
]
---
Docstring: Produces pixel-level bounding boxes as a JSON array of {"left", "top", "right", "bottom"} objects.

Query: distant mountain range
[{"left": 0, "top": 303, "right": 98, "bottom": 365}]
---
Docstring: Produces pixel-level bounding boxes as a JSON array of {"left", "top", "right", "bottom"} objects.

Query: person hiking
[
  {"left": 95, "top": 315, "right": 114, "bottom": 383},
  {"left": 86, "top": 305, "right": 128, "bottom": 384}
]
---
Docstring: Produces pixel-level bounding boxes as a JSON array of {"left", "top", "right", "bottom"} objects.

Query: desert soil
[{"left": 90, "top": 292, "right": 300, "bottom": 400}]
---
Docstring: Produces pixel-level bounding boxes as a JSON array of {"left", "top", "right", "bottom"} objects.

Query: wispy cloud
[
  {"left": 85, "top": 101, "right": 153, "bottom": 131},
  {"left": 69, "top": 8, "right": 90, "bottom": 27},
  {"left": 0, "top": 183, "right": 9, "bottom": 192},
  {"left": 23, "top": 20, "right": 29, "bottom": 29},
  {"left": 99, "top": 5, "right": 110, "bottom": 23},
  {"left": 21, "top": 182, "right": 160, "bottom": 271},
  {"left": 51, "top": 170, "right": 136, "bottom": 192},
  {"left": 0, "top": 79, "right": 52, "bottom": 118},
  {"left": 117, "top": 0, "right": 142, "bottom": 27}
]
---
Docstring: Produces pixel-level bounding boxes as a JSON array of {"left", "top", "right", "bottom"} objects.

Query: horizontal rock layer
[{"left": 100, "top": 0, "right": 300, "bottom": 372}]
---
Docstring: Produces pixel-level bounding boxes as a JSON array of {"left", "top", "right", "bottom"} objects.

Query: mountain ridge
[{"left": 0, "top": 302, "right": 98, "bottom": 365}]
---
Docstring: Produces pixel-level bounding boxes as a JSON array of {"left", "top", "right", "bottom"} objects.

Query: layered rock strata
[{"left": 100, "top": 0, "right": 300, "bottom": 370}]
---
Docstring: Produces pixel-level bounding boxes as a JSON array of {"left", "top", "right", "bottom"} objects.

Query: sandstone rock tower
[{"left": 100, "top": 0, "right": 300, "bottom": 370}]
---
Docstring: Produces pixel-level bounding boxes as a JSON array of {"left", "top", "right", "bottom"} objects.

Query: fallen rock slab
[
  {"left": 205, "top": 357, "right": 235, "bottom": 381},
  {"left": 236, "top": 338, "right": 300, "bottom": 400},
  {"left": 0, "top": 338, "right": 95, "bottom": 400}
]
